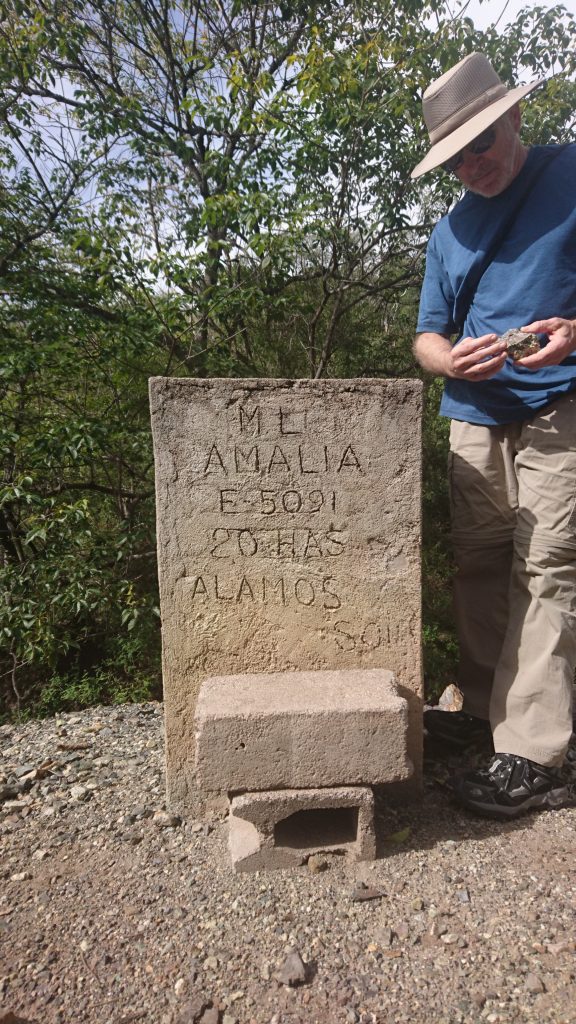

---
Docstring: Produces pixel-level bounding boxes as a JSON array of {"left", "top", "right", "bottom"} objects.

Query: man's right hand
[
  {"left": 413, "top": 331, "right": 507, "bottom": 380},
  {"left": 444, "top": 333, "right": 508, "bottom": 380}
]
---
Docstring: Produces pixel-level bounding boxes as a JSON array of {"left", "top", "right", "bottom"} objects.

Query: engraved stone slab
[
  {"left": 229, "top": 786, "right": 376, "bottom": 872},
  {"left": 149, "top": 378, "right": 423, "bottom": 812},
  {"left": 195, "top": 669, "right": 412, "bottom": 791}
]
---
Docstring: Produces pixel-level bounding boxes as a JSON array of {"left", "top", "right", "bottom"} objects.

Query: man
[{"left": 412, "top": 52, "right": 576, "bottom": 818}]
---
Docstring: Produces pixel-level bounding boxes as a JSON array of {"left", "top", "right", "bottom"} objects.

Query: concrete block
[
  {"left": 229, "top": 786, "right": 376, "bottom": 872},
  {"left": 195, "top": 668, "right": 412, "bottom": 792},
  {"left": 150, "top": 377, "right": 423, "bottom": 813}
]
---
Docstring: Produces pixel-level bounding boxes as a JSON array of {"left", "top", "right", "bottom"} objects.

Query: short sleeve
[{"left": 416, "top": 231, "right": 457, "bottom": 337}]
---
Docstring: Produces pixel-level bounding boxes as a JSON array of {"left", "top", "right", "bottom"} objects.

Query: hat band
[{"left": 428, "top": 82, "right": 508, "bottom": 144}]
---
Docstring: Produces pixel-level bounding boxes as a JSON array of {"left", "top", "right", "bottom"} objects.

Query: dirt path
[{"left": 1, "top": 703, "right": 575, "bottom": 1024}]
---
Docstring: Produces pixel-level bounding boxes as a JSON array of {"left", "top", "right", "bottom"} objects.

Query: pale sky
[{"left": 462, "top": 0, "right": 576, "bottom": 30}]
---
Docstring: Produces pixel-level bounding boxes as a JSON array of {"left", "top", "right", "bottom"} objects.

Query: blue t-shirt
[{"left": 416, "top": 144, "right": 576, "bottom": 424}]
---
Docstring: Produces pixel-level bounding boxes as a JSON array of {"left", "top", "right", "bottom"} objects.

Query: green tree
[{"left": 1, "top": 0, "right": 574, "bottom": 712}]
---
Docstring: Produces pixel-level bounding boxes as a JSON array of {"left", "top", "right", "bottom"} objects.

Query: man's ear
[{"left": 508, "top": 103, "right": 521, "bottom": 133}]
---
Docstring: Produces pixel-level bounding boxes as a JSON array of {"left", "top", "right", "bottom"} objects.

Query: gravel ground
[{"left": 1, "top": 702, "right": 576, "bottom": 1024}]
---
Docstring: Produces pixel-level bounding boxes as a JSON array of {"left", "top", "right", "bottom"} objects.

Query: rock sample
[{"left": 501, "top": 328, "right": 540, "bottom": 361}]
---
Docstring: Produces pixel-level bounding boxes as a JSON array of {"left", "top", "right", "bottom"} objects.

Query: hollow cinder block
[
  {"left": 195, "top": 668, "right": 412, "bottom": 792},
  {"left": 229, "top": 786, "right": 375, "bottom": 872}
]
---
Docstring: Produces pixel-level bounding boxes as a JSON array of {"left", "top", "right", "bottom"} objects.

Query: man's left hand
[{"left": 514, "top": 317, "right": 576, "bottom": 368}]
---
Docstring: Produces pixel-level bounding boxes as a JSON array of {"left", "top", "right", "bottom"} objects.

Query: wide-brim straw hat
[{"left": 411, "top": 52, "right": 545, "bottom": 179}]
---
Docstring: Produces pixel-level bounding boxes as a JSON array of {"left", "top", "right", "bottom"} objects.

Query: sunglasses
[{"left": 443, "top": 125, "right": 497, "bottom": 173}]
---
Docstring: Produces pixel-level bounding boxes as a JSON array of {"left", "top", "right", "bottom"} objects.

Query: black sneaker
[
  {"left": 453, "top": 753, "right": 573, "bottom": 819},
  {"left": 424, "top": 709, "right": 493, "bottom": 751}
]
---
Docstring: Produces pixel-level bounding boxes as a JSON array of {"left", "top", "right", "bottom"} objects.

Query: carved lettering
[
  {"left": 194, "top": 404, "right": 376, "bottom": 641},
  {"left": 201, "top": 444, "right": 359, "bottom": 476},
  {"left": 308, "top": 489, "right": 324, "bottom": 513},
  {"left": 334, "top": 620, "right": 355, "bottom": 651},
  {"left": 281, "top": 489, "right": 302, "bottom": 513},
  {"left": 303, "top": 530, "right": 323, "bottom": 558},
  {"left": 324, "top": 530, "right": 347, "bottom": 556},
  {"left": 220, "top": 488, "right": 238, "bottom": 513},
  {"left": 275, "top": 529, "right": 295, "bottom": 558},
  {"left": 218, "top": 487, "right": 340, "bottom": 516},
  {"left": 236, "top": 577, "right": 255, "bottom": 602},
  {"left": 234, "top": 446, "right": 259, "bottom": 473},
  {"left": 294, "top": 578, "right": 315, "bottom": 606},
  {"left": 279, "top": 407, "right": 306, "bottom": 435},
  {"left": 267, "top": 445, "right": 291, "bottom": 473},
  {"left": 262, "top": 576, "right": 286, "bottom": 605},
  {"left": 209, "top": 526, "right": 347, "bottom": 559},
  {"left": 337, "top": 446, "right": 363, "bottom": 473},
  {"left": 215, "top": 575, "right": 234, "bottom": 601},
  {"left": 361, "top": 621, "right": 381, "bottom": 648},
  {"left": 189, "top": 576, "right": 208, "bottom": 601},
  {"left": 260, "top": 489, "right": 276, "bottom": 515},
  {"left": 256, "top": 489, "right": 337, "bottom": 515},
  {"left": 239, "top": 406, "right": 261, "bottom": 436},
  {"left": 210, "top": 528, "right": 231, "bottom": 558},
  {"left": 183, "top": 573, "right": 343, "bottom": 609},
  {"left": 204, "top": 445, "right": 227, "bottom": 474},
  {"left": 322, "top": 577, "right": 341, "bottom": 609},
  {"left": 238, "top": 529, "right": 258, "bottom": 556},
  {"left": 333, "top": 620, "right": 401, "bottom": 650},
  {"left": 298, "top": 445, "right": 329, "bottom": 474}
]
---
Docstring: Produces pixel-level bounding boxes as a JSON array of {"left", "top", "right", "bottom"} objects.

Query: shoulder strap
[{"left": 453, "top": 144, "right": 569, "bottom": 336}]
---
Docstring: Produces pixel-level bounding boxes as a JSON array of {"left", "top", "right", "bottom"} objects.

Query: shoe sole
[{"left": 454, "top": 786, "right": 573, "bottom": 819}]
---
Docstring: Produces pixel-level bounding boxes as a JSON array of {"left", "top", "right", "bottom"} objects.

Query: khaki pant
[{"left": 449, "top": 391, "right": 576, "bottom": 766}]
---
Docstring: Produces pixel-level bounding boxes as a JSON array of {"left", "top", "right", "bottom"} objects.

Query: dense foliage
[{"left": 1, "top": 0, "right": 575, "bottom": 715}]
